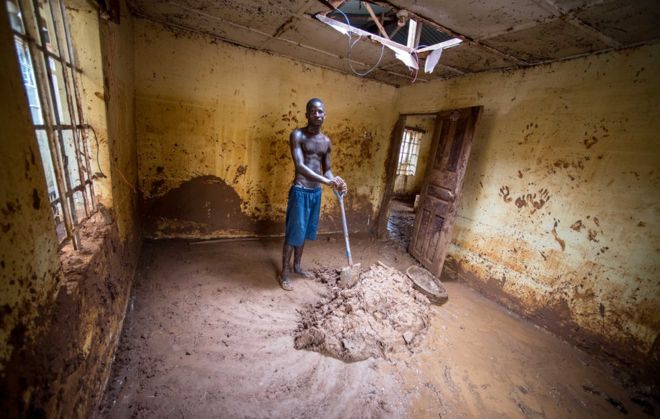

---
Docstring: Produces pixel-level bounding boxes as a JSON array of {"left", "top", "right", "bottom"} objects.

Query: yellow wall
[
  {"left": 98, "top": 3, "right": 139, "bottom": 243},
  {"left": 0, "top": 1, "right": 140, "bottom": 416},
  {"left": 133, "top": 18, "right": 658, "bottom": 366},
  {"left": 134, "top": 19, "right": 399, "bottom": 239},
  {"left": 0, "top": 0, "right": 62, "bottom": 371},
  {"left": 3, "top": 2, "right": 658, "bottom": 409},
  {"left": 397, "top": 44, "right": 660, "bottom": 363},
  {"left": 393, "top": 115, "right": 435, "bottom": 196},
  {"left": 70, "top": 0, "right": 138, "bottom": 243}
]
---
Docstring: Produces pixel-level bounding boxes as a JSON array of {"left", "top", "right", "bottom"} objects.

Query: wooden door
[{"left": 410, "top": 106, "right": 482, "bottom": 277}]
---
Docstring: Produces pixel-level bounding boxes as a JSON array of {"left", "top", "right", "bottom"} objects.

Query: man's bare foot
[
  {"left": 293, "top": 266, "right": 313, "bottom": 278},
  {"left": 279, "top": 275, "right": 293, "bottom": 291}
]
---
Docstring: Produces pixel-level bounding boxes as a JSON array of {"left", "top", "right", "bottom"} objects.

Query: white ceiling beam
[{"left": 406, "top": 18, "right": 417, "bottom": 48}]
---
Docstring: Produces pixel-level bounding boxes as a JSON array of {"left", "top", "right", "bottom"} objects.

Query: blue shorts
[{"left": 285, "top": 185, "right": 322, "bottom": 247}]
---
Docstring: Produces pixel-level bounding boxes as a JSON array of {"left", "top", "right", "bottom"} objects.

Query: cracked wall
[
  {"left": 397, "top": 43, "right": 660, "bottom": 373},
  {"left": 134, "top": 19, "right": 399, "bottom": 239}
]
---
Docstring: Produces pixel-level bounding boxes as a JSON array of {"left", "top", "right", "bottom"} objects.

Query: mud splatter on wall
[
  {"left": 134, "top": 19, "right": 398, "bottom": 239},
  {"left": 0, "top": 1, "right": 61, "bottom": 376},
  {"left": 1, "top": 1, "right": 141, "bottom": 416},
  {"left": 397, "top": 43, "right": 660, "bottom": 371}
]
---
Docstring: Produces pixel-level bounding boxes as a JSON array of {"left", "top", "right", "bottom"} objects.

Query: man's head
[{"left": 305, "top": 98, "right": 325, "bottom": 127}]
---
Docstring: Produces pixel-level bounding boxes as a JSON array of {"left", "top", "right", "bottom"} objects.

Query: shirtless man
[{"left": 279, "top": 98, "right": 347, "bottom": 291}]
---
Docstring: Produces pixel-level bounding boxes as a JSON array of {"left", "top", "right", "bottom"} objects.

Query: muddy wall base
[
  {"left": 0, "top": 215, "right": 139, "bottom": 418},
  {"left": 443, "top": 255, "right": 660, "bottom": 385},
  {"left": 141, "top": 175, "right": 376, "bottom": 239}
]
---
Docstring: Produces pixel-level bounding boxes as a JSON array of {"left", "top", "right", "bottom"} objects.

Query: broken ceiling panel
[
  {"left": 259, "top": 35, "right": 412, "bottom": 86},
  {"left": 574, "top": 0, "right": 660, "bottom": 45},
  {"left": 388, "top": 0, "right": 557, "bottom": 40},
  {"left": 125, "top": 0, "right": 660, "bottom": 86},
  {"left": 482, "top": 18, "right": 610, "bottom": 62},
  {"left": 277, "top": 15, "right": 391, "bottom": 71},
  {"left": 315, "top": 7, "right": 463, "bottom": 73},
  {"left": 327, "top": 2, "right": 454, "bottom": 47}
]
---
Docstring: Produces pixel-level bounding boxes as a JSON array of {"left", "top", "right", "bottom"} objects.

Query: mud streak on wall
[
  {"left": 397, "top": 43, "right": 660, "bottom": 373},
  {"left": 134, "top": 19, "right": 399, "bottom": 239}
]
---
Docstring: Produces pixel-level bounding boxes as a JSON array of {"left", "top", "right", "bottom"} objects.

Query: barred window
[
  {"left": 396, "top": 127, "right": 423, "bottom": 176},
  {"left": 6, "top": 0, "right": 96, "bottom": 249}
]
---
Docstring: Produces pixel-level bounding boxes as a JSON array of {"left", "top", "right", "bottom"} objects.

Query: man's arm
[
  {"left": 290, "top": 130, "right": 333, "bottom": 185},
  {"left": 322, "top": 139, "right": 348, "bottom": 193}
]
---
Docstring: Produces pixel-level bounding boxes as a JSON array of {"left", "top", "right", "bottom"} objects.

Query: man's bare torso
[{"left": 292, "top": 128, "right": 330, "bottom": 189}]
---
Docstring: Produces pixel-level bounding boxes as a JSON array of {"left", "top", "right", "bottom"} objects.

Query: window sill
[{"left": 59, "top": 212, "right": 113, "bottom": 293}]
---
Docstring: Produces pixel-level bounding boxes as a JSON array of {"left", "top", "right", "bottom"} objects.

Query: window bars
[
  {"left": 6, "top": 0, "right": 96, "bottom": 249},
  {"left": 397, "top": 128, "right": 423, "bottom": 176}
]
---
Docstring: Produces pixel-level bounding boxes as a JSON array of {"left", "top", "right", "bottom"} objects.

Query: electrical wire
[
  {"left": 83, "top": 124, "right": 138, "bottom": 194},
  {"left": 334, "top": 8, "right": 385, "bottom": 77},
  {"left": 84, "top": 124, "right": 106, "bottom": 179},
  {"left": 348, "top": 34, "right": 385, "bottom": 76},
  {"left": 410, "top": 50, "right": 419, "bottom": 83}
]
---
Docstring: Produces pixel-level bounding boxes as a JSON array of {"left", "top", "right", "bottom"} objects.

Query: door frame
[{"left": 373, "top": 112, "right": 439, "bottom": 238}]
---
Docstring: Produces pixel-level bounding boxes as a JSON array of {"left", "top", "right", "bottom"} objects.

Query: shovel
[{"left": 334, "top": 189, "right": 360, "bottom": 288}]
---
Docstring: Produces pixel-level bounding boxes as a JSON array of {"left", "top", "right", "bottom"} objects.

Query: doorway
[
  {"left": 376, "top": 107, "right": 482, "bottom": 277},
  {"left": 383, "top": 114, "right": 437, "bottom": 249}
]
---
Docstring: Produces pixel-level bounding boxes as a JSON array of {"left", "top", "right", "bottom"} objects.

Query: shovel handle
[{"left": 334, "top": 189, "right": 353, "bottom": 266}]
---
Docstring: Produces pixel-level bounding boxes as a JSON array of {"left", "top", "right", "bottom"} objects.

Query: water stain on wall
[
  {"left": 0, "top": 215, "right": 136, "bottom": 417},
  {"left": 142, "top": 175, "right": 280, "bottom": 236},
  {"left": 448, "top": 259, "right": 656, "bottom": 383},
  {"left": 141, "top": 176, "right": 375, "bottom": 238},
  {"left": 326, "top": 123, "right": 379, "bottom": 170},
  {"left": 339, "top": 193, "right": 374, "bottom": 232}
]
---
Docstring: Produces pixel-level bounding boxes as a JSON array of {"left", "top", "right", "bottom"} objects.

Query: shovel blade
[{"left": 339, "top": 263, "right": 361, "bottom": 289}]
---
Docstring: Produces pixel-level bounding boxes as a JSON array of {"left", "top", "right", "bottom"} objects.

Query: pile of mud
[{"left": 294, "top": 263, "right": 431, "bottom": 362}]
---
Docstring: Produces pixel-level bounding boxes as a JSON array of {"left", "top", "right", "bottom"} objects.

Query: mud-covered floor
[
  {"left": 100, "top": 235, "right": 649, "bottom": 418},
  {"left": 386, "top": 197, "right": 416, "bottom": 249}
]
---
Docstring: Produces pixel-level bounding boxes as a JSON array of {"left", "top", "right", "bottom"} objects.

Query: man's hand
[{"left": 330, "top": 176, "right": 348, "bottom": 194}]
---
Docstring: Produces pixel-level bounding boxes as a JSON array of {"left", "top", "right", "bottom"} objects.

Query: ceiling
[{"left": 126, "top": 0, "right": 660, "bottom": 86}]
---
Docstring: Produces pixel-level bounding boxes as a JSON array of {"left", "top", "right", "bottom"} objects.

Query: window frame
[
  {"left": 396, "top": 127, "right": 424, "bottom": 177},
  {"left": 7, "top": 0, "right": 96, "bottom": 249}
]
